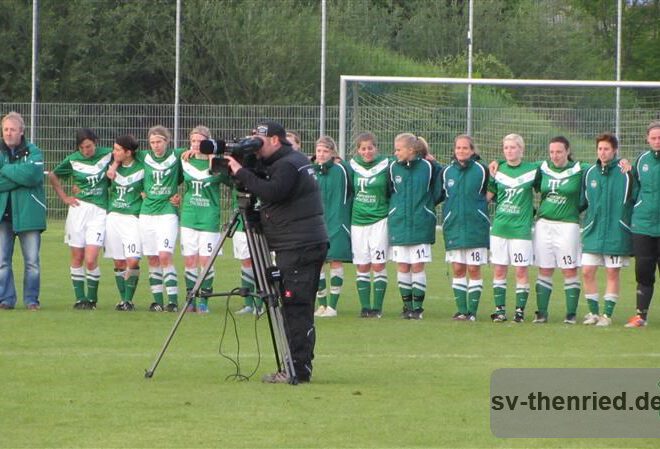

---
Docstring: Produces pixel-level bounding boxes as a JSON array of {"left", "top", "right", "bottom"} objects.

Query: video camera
[{"left": 199, "top": 137, "right": 263, "bottom": 175}]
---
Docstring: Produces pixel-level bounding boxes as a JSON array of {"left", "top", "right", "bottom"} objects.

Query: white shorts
[
  {"left": 233, "top": 231, "right": 250, "bottom": 260},
  {"left": 104, "top": 212, "right": 141, "bottom": 259},
  {"left": 65, "top": 201, "right": 107, "bottom": 248},
  {"left": 533, "top": 218, "right": 581, "bottom": 269},
  {"left": 139, "top": 214, "right": 178, "bottom": 256},
  {"left": 490, "top": 235, "right": 533, "bottom": 266},
  {"left": 180, "top": 227, "right": 221, "bottom": 257},
  {"left": 581, "top": 253, "right": 630, "bottom": 268},
  {"left": 391, "top": 244, "right": 432, "bottom": 264},
  {"left": 445, "top": 248, "right": 488, "bottom": 265},
  {"left": 351, "top": 219, "right": 389, "bottom": 265}
]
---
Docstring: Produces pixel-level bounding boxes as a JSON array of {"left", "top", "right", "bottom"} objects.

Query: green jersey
[
  {"left": 488, "top": 161, "right": 539, "bottom": 239},
  {"left": 109, "top": 161, "right": 144, "bottom": 216},
  {"left": 137, "top": 148, "right": 184, "bottom": 215},
  {"left": 537, "top": 160, "right": 586, "bottom": 223},
  {"left": 180, "top": 157, "right": 230, "bottom": 232},
  {"left": 349, "top": 155, "right": 391, "bottom": 226},
  {"left": 52, "top": 147, "right": 113, "bottom": 209}
]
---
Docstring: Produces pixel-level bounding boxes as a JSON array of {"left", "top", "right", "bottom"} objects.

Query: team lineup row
[{"left": 1, "top": 111, "right": 658, "bottom": 329}]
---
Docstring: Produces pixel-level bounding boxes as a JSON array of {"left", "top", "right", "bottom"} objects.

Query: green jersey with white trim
[
  {"left": 52, "top": 146, "right": 113, "bottom": 209},
  {"left": 109, "top": 161, "right": 144, "bottom": 215},
  {"left": 350, "top": 155, "right": 391, "bottom": 226},
  {"left": 537, "top": 160, "right": 587, "bottom": 223},
  {"left": 488, "top": 161, "right": 539, "bottom": 239},
  {"left": 180, "top": 156, "right": 231, "bottom": 232},
  {"left": 137, "top": 147, "right": 184, "bottom": 215}
]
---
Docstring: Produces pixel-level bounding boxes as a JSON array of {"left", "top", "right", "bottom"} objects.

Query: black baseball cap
[{"left": 253, "top": 121, "right": 291, "bottom": 145}]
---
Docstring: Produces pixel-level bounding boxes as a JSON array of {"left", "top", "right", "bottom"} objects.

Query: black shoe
[
  {"left": 74, "top": 300, "right": 91, "bottom": 310},
  {"left": 513, "top": 308, "right": 524, "bottom": 323},
  {"left": 88, "top": 301, "right": 97, "bottom": 310},
  {"left": 490, "top": 311, "right": 507, "bottom": 322},
  {"left": 409, "top": 308, "right": 423, "bottom": 320},
  {"left": 532, "top": 311, "right": 548, "bottom": 324},
  {"left": 165, "top": 303, "right": 178, "bottom": 312},
  {"left": 149, "top": 302, "right": 164, "bottom": 312},
  {"left": 115, "top": 301, "right": 135, "bottom": 311},
  {"left": 360, "top": 308, "right": 372, "bottom": 318},
  {"left": 369, "top": 309, "right": 382, "bottom": 318}
]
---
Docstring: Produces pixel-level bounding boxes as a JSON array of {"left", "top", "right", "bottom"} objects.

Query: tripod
[{"left": 144, "top": 191, "right": 298, "bottom": 384}]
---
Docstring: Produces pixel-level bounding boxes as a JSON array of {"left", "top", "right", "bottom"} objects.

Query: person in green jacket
[
  {"left": 49, "top": 128, "right": 112, "bottom": 310},
  {"left": 349, "top": 132, "right": 391, "bottom": 318},
  {"left": 581, "top": 132, "right": 634, "bottom": 327},
  {"left": 313, "top": 136, "right": 352, "bottom": 318},
  {"left": 441, "top": 135, "right": 490, "bottom": 321},
  {"left": 388, "top": 133, "right": 442, "bottom": 319},
  {"left": 626, "top": 121, "right": 660, "bottom": 328},
  {"left": 0, "top": 112, "right": 47, "bottom": 310}
]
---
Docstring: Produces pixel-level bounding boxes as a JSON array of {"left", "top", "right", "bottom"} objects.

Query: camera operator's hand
[{"left": 224, "top": 155, "right": 243, "bottom": 175}]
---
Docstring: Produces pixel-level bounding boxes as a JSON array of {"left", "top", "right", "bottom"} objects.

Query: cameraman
[{"left": 225, "top": 121, "right": 328, "bottom": 384}]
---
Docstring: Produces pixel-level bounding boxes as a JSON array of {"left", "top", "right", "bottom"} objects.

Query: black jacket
[{"left": 234, "top": 146, "right": 328, "bottom": 251}]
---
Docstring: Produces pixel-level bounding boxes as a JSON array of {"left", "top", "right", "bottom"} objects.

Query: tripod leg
[{"left": 145, "top": 210, "right": 240, "bottom": 379}]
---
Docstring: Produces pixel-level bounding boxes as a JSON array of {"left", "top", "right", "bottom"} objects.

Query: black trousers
[
  {"left": 275, "top": 243, "right": 327, "bottom": 381},
  {"left": 632, "top": 233, "right": 660, "bottom": 313}
]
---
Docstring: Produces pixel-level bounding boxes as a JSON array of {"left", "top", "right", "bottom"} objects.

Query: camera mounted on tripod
[{"left": 199, "top": 137, "right": 262, "bottom": 175}]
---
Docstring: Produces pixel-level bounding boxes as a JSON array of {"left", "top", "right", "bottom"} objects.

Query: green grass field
[{"left": 1, "top": 221, "right": 659, "bottom": 448}]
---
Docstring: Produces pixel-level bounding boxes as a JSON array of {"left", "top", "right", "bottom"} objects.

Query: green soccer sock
[
  {"left": 397, "top": 271, "right": 412, "bottom": 298},
  {"left": 452, "top": 277, "right": 468, "bottom": 315},
  {"left": 201, "top": 267, "right": 214, "bottom": 291},
  {"left": 603, "top": 294, "right": 617, "bottom": 317},
  {"left": 124, "top": 268, "right": 140, "bottom": 302},
  {"left": 585, "top": 293, "right": 600, "bottom": 315},
  {"left": 564, "top": 276, "right": 580, "bottom": 316},
  {"left": 328, "top": 266, "right": 344, "bottom": 310},
  {"left": 515, "top": 283, "right": 530, "bottom": 310},
  {"left": 535, "top": 275, "right": 553, "bottom": 314},
  {"left": 86, "top": 267, "right": 101, "bottom": 303},
  {"left": 372, "top": 269, "right": 388, "bottom": 312},
  {"left": 317, "top": 271, "right": 328, "bottom": 307},
  {"left": 114, "top": 268, "right": 126, "bottom": 299},
  {"left": 149, "top": 266, "right": 164, "bottom": 305},
  {"left": 70, "top": 266, "right": 86, "bottom": 301},
  {"left": 163, "top": 265, "right": 178, "bottom": 305},
  {"left": 241, "top": 266, "right": 258, "bottom": 308},
  {"left": 356, "top": 271, "right": 371, "bottom": 310},
  {"left": 412, "top": 271, "right": 426, "bottom": 310},
  {"left": 185, "top": 268, "right": 198, "bottom": 292},
  {"left": 467, "top": 279, "right": 483, "bottom": 315},
  {"left": 493, "top": 278, "right": 507, "bottom": 310}
]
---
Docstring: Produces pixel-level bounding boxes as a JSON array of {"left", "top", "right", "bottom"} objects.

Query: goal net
[{"left": 338, "top": 76, "right": 660, "bottom": 163}]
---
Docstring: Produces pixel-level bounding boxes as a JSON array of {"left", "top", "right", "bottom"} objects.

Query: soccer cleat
[
  {"left": 314, "top": 305, "right": 327, "bottom": 317},
  {"left": 165, "top": 303, "right": 178, "bottom": 312},
  {"left": 235, "top": 305, "right": 254, "bottom": 315},
  {"left": 360, "top": 308, "right": 372, "bottom": 318},
  {"left": 452, "top": 312, "right": 468, "bottom": 321},
  {"left": 321, "top": 306, "right": 337, "bottom": 317},
  {"left": 73, "top": 300, "right": 91, "bottom": 310},
  {"left": 595, "top": 315, "right": 612, "bottom": 327},
  {"left": 409, "top": 308, "right": 423, "bottom": 320},
  {"left": 466, "top": 313, "right": 476, "bottom": 322},
  {"left": 491, "top": 312, "right": 507, "bottom": 322},
  {"left": 400, "top": 307, "right": 412, "bottom": 319},
  {"left": 197, "top": 303, "right": 209, "bottom": 314},
  {"left": 88, "top": 302, "right": 97, "bottom": 310},
  {"left": 149, "top": 302, "right": 164, "bottom": 312},
  {"left": 186, "top": 302, "right": 197, "bottom": 313},
  {"left": 369, "top": 309, "right": 383, "bottom": 318},
  {"left": 261, "top": 371, "right": 292, "bottom": 384},
  {"left": 563, "top": 314, "right": 577, "bottom": 325},
  {"left": 582, "top": 312, "right": 599, "bottom": 325},
  {"left": 115, "top": 301, "right": 134, "bottom": 311},
  {"left": 513, "top": 309, "right": 524, "bottom": 323},
  {"left": 532, "top": 311, "right": 548, "bottom": 324},
  {"left": 624, "top": 315, "right": 647, "bottom": 328}
]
